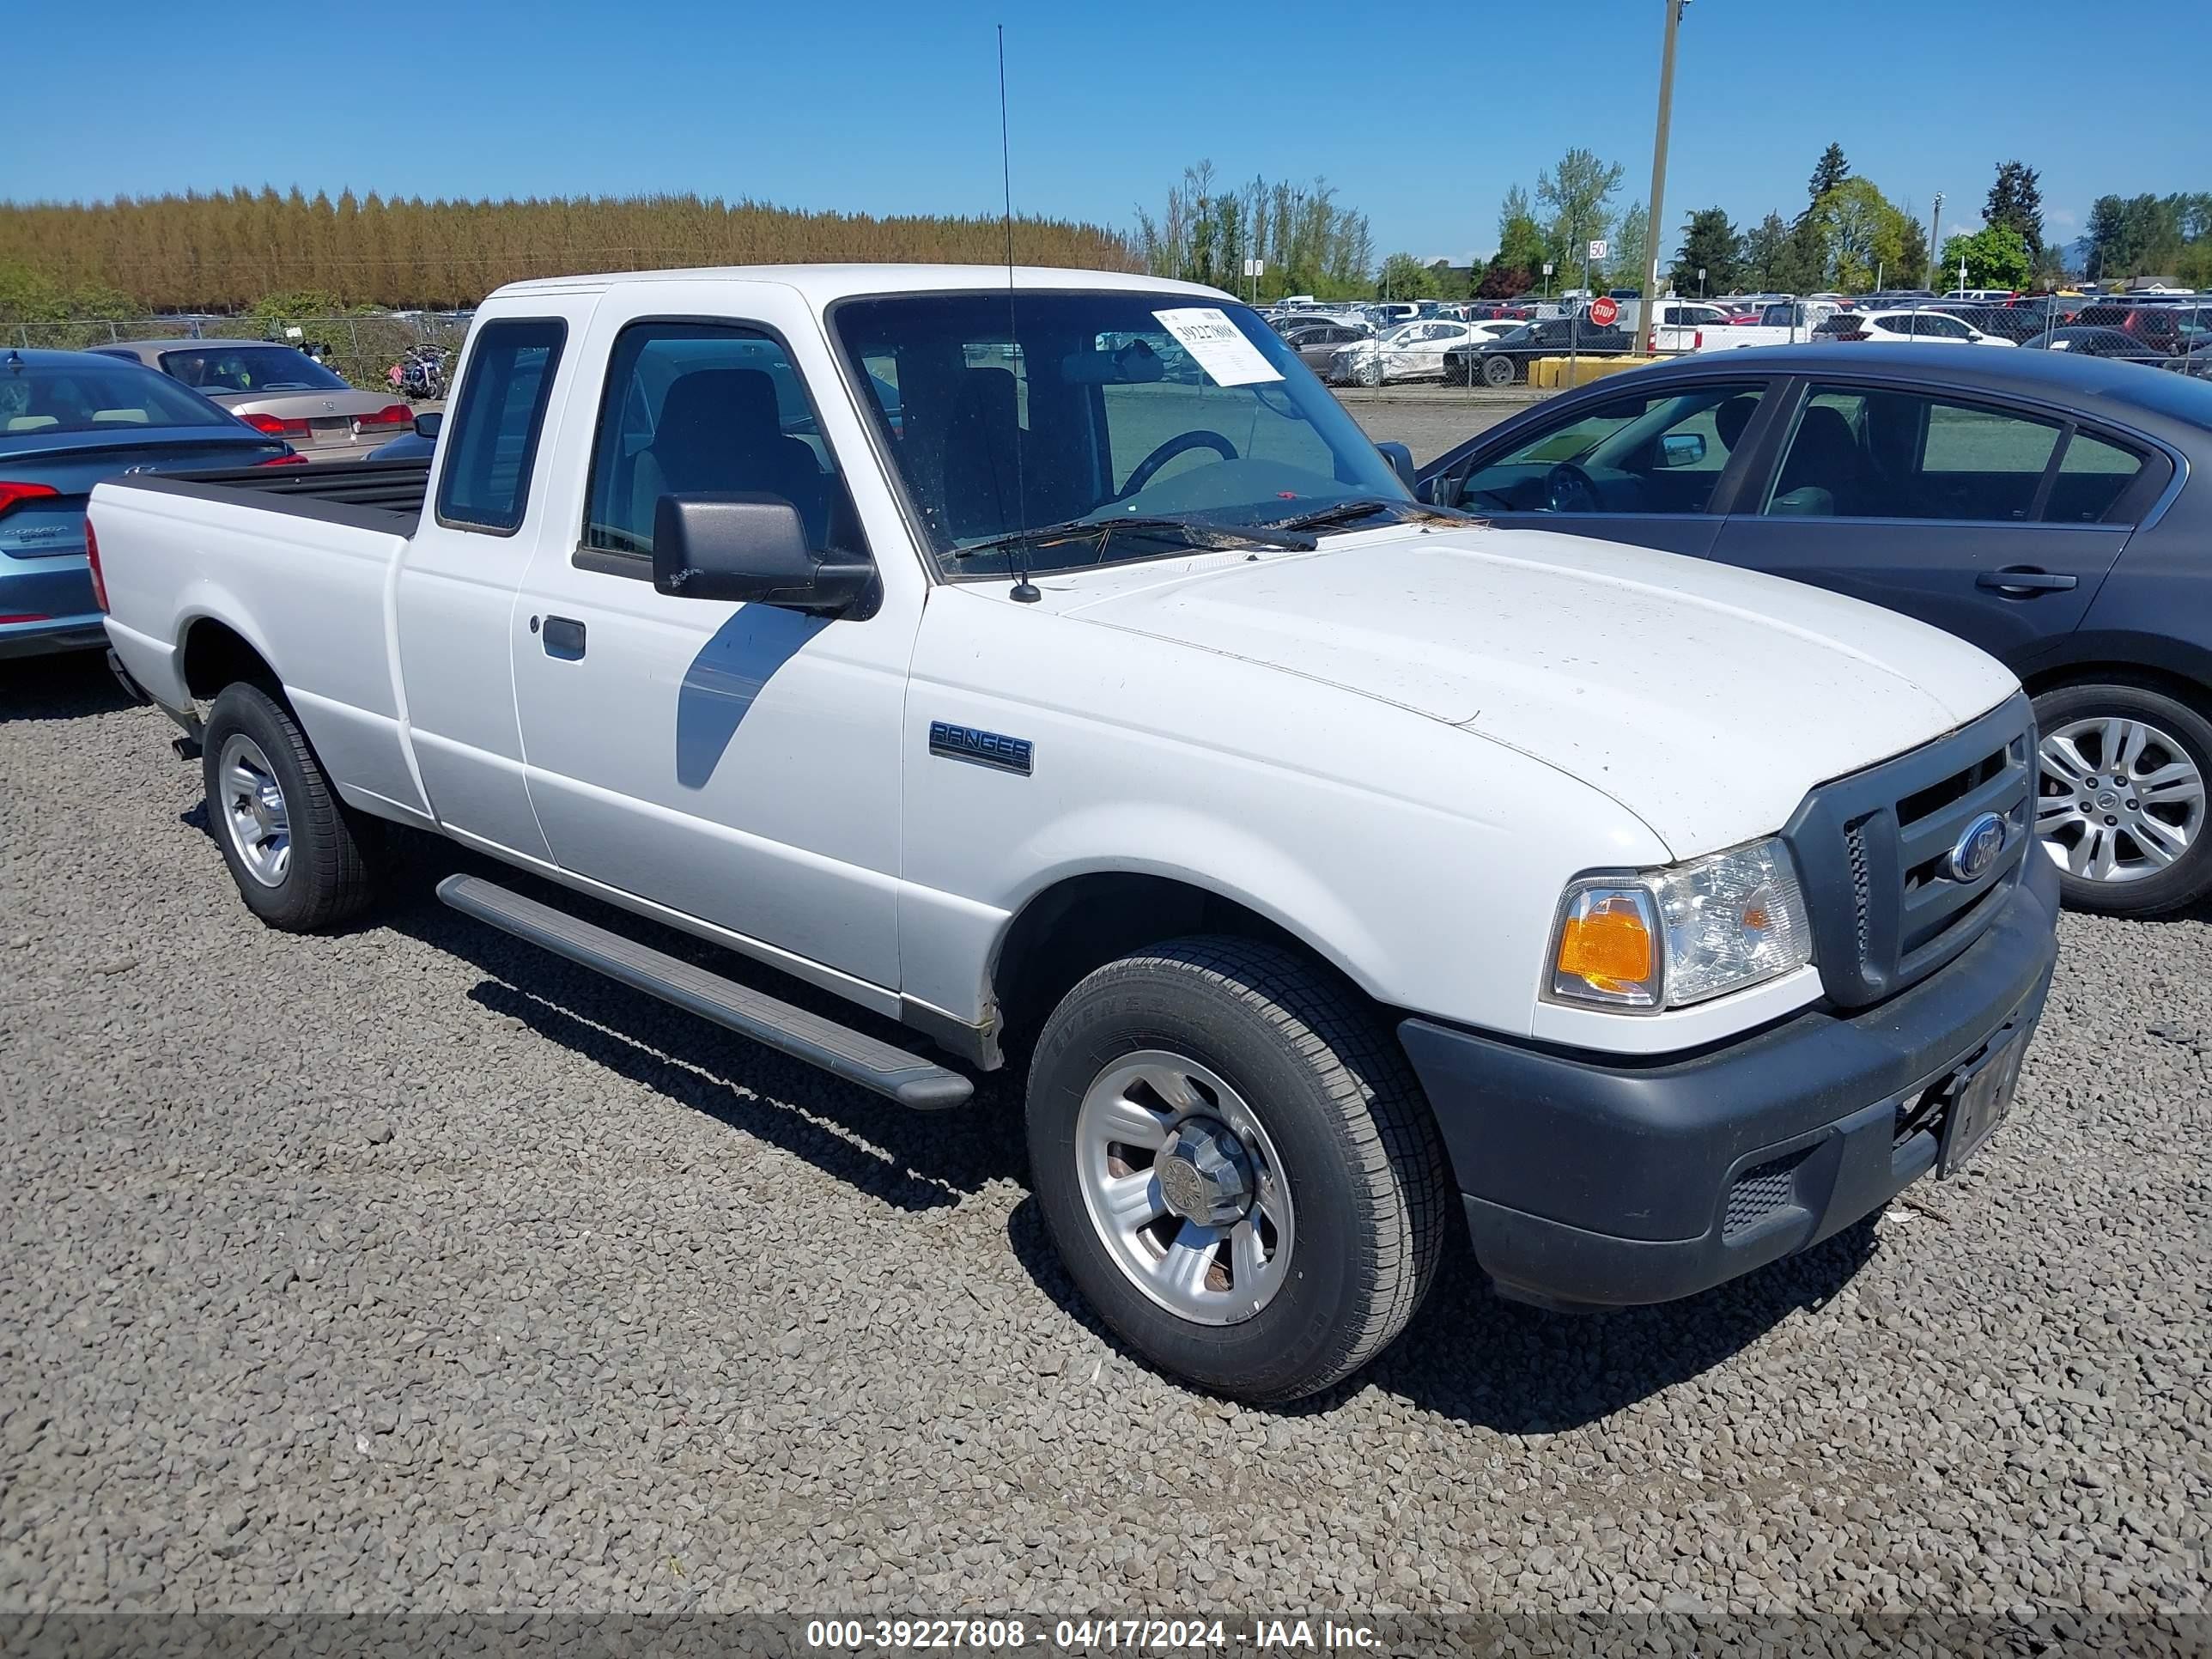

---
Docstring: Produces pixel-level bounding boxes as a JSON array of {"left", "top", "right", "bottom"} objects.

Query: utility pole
[
  {"left": 1636, "top": 0, "right": 1688, "bottom": 355},
  {"left": 1929, "top": 192, "right": 1944, "bottom": 291}
]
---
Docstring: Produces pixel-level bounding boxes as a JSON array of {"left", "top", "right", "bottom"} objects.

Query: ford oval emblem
[{"left": 1948, "top": 812, "right": 2008, "bottom": 883}]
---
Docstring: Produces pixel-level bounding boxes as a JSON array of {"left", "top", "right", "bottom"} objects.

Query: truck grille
[{"left": 1783, "top": 694, "right": 2034, "bottom": 1008}]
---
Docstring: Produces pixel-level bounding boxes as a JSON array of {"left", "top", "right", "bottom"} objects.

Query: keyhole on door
[{"left": 529, "top": 616, "right": 540, "bottom": 634}]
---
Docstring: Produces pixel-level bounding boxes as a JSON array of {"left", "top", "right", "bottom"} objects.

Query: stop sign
[{"left": 1589, "top": 295, "right": 1620, "bottom": 327}]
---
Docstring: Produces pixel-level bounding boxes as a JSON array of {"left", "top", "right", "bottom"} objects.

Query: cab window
[
  {"left": 436, "top": 319, "right": 565, "bottom": 535},
  {"left": 580, "top": 320, "right": 865, "bottom": 560}
]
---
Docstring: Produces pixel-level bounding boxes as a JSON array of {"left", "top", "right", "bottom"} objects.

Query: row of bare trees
[{"left": 0, "top": 187, "right": 1139, "bottom": 314}]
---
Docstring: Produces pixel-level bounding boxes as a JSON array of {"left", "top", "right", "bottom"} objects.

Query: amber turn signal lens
[{"left": 1557, "top": 899, "right": 1654, "bottom": 991}]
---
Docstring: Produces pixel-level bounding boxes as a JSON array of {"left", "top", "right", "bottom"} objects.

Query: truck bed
[{"left": 106, "top": 457, "right": 430, "bottom": 532}]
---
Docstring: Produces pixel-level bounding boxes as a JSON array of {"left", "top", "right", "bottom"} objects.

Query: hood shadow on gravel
[
  {"left": 1006, "top": 1193, "right": 1881, "bottom": 1428},
  {"left": 382, "top": 853, "right": 1024, "bottom": 1213},
  {"left": 0, "top": 653, "right": 133, "bottom": 723}
]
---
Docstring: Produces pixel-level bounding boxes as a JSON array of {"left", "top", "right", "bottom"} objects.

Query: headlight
[{"left": 1547, "top": 837, "right": 1813, "bottom": 1012}]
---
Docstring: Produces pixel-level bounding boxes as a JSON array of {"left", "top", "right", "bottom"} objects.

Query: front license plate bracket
[{"left": 1938, "top": 1025, "right": 2026, "bottom": 1177}]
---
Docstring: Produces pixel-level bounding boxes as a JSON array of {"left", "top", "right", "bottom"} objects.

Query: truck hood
[{"left": 1055, "top": 525, "right": 2018, "bottom": 856}]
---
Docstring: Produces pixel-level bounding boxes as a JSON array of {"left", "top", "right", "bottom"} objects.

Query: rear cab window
[{"left": 435, "top": 318, "right": 566, "bottom": 535}]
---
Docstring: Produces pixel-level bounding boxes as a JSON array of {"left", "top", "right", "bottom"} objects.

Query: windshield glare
[{"left": 832, "top": 291, "right": 1408, "bottom": 578}]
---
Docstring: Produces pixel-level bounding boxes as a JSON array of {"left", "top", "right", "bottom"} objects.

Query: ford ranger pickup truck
[{"left": 92, "top": 265, "right": 2061, "bottom": 1402}]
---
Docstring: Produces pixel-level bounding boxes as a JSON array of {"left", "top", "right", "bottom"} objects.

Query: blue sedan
[{"left": 2, "top": 349, "right": 293, "bottom": 659}]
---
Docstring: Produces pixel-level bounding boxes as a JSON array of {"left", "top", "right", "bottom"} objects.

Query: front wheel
[
  {"left": 1025, "top": 938, "right": 1449, "bottom": 1402},
  {"left": 1481, "top": 355, "right": 1517, "bottom": 388},
  {"left": 2033, "top": 679, "right": 2212, "bottom": 915}
]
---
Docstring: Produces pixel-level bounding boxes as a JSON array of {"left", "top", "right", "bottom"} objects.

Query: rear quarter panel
[{"left": 93, "top": 481, "right": 425, "bottom": 817}]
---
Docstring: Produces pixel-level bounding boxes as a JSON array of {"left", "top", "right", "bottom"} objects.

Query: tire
[
  {"left": 1481, "top": 355, "right": 1517, "bottom": 388},
  {"left": 1025, "top": 936, "right": 1450, "bottom": 1403},
  {"left": 201, "top": 681, "right": 383, "bottom": 932},
  {"left": 2032, "top": 678, "right": 2212, "bottom": 917}
]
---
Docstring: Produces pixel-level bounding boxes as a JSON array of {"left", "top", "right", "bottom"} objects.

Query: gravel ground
[{"left": 2, "top": 651, "right": 2209, "bottom": 1631}]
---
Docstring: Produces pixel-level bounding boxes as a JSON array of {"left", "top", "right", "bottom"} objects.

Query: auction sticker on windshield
[{"left": 1152, "top": 307, "right": 1284, "bottom": 386}]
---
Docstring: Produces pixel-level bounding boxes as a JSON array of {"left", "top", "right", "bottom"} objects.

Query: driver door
[
  {"left": 507, "top": 285, "right": 921, "bottom": 994},
  {"left": 1428, "top": 379, "right": 1777, "bottom": 559}
]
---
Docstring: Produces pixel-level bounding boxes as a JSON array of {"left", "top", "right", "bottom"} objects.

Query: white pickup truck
[
  {"left": 93, "top": 265, "right": 2060, "bottom": 1402},
  {"left": 1656, "top": 298, "right": 1849, "bottom": 354}
]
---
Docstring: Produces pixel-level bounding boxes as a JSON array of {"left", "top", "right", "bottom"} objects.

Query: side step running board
[{"left": 436, "top": 874, "right": 974, "bottom": 1110}]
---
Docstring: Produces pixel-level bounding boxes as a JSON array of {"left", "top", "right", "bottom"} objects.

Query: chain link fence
[
  {"left": 1800, "top": 295, "right": 2212, "bottom": 375},
  {"left": 8, "top": 313, "right": 471, "bottom": 395}
]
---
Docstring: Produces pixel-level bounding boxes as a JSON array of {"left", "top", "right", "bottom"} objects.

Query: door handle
[
  {"left": 1976, "top": 568, "right": 2077, "bottom": 595},
  {"left": 540, "top": 615, "right": 587, "bottom": 659}
]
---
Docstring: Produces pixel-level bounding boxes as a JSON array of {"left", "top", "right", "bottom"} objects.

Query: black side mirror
[
  {"left": 652, "top": 493, "right": 872, "bottom": 617},
  {"left": 413, "top": 411, "right": 442, "bottom": 439},
  {"left": 1374, "top": 440, "right": 1417, "bottom": 491}
]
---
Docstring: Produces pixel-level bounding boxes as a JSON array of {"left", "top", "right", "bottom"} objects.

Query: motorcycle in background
[{"left": 388, "top": 343, "right": 449, "bottom": 403}]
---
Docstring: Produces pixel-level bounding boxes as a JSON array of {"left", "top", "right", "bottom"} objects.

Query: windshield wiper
[
  {"left": 953, "top": 514, "right": 1316, "bottom": 561},
  {"left": 1256, "top": 497, "right": 1465, "bottom": 534}
]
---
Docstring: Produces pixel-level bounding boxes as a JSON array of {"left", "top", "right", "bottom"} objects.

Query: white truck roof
[{"left": 490, "top": 264, "right": 1226, "bottom": 305}]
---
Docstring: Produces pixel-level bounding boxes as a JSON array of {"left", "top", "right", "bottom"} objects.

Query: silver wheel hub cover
[
  {"left": 1073, "top": 1050, "right": 1297, "bottom": 1326},
  {"left": 2037, "top": 714, "right": 2206, "bottom": 884},
  {"left": 1155, "top": 1120, "right": 1255, "bottom": 1229}
]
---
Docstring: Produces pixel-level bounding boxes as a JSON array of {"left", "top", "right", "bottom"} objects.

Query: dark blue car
[
  {"left": 1415, "top": 343, "right": 2212, "bottom": 917},
  {"left": 1, "top": 349, "right": 292, "bottom": 658}
]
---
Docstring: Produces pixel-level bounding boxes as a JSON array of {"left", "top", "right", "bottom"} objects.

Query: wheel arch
[
  {"left": 986, "top": 869, "right": 1392, "bottom": 1063},
  {"left": 179, "top": 610, "right": 283, "bottom": 702},
  {"left": 2020, "top": 653, "right": 2212, "bottom": 716}
]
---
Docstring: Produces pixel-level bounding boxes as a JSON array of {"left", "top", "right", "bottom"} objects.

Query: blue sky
[{"left": 7, "top": 0, "right": 2204, "bottom": 270}]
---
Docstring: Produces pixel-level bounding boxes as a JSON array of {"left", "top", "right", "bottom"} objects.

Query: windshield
[
  {"left": 1, "top": 359, "right": 238, "bottom": 435},
  {"left": 158, "top": 344, "right": 348, "bottom": 392},
  {"left": 833, "top": 290, "right": 1409, "bottom": 578}
]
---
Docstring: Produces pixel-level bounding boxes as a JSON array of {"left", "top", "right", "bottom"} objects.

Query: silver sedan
[{"left": 89, "top": 340, "right": 414, "bottom": 461}]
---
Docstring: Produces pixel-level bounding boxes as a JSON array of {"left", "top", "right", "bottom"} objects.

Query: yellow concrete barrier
[{"left": 1528, "top": 356, "right": 1662, "bottom": 390}]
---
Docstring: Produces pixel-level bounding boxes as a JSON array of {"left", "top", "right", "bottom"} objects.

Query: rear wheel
[
  {"left": 2033, "top": 679, "right": 2212, "bottom": 915},
  {"left": 1481, "top": 354, "right": 1517, "bottom": 388},
  {"left": 1025, "top": 937, "right": 1449, "bottom": 1402},
  {"left": 202, "top": 682, "right": 385, "bottom": 932}
]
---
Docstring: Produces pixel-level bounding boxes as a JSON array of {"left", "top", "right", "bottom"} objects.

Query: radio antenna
[{"left": 998, "top": 23, "right": 1039, "bottom": 604}]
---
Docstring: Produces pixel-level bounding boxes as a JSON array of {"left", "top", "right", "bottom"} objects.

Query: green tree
[
  {"left": 1806, "top": 178, "right": 1911, "bottom": 290},
  {"left": 1937, "top": 225, "right": 2032, "bottom": 290},
  {"left": 1376, "top": 252, "right": 1440, "bottom": 301},
  {"left": 1896, "top": 208, "right": 1930, "bottom": 290},
  {"left": 1740, "top": 212, "right": 1790, "bottom": 289},
  {"left": 1984, "top": 161, "right": 2045, "bottom": 268},
  {"left": 1804, "top": 143, "right": 1850, "bottom": 212},
  {"left": 1778, "top": 215, "right": 1830, "bottom": 293},
  {"left": 2086, "top": 194, "right": 2126, "bottom": 280},
  {"left": 1669, "top": 207, "right": 1741, "bottom": 295},
  {"left": 1607, "top": 201, "right": 1648, "bottom": 289},
  {"left": 1492, "top": 192, "right": 1548, "bottom": 279},
  {"left": 1534, "top": 148, "right": 1625, "bottom": 288}
]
